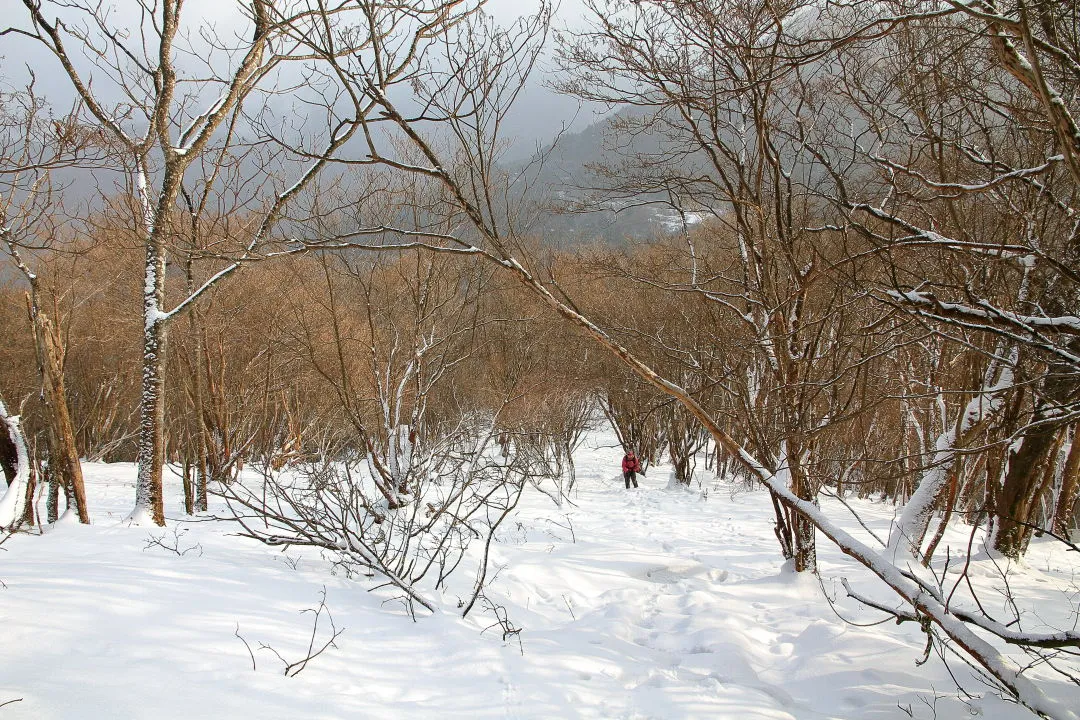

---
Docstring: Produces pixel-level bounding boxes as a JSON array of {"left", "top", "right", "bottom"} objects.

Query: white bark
[
  {"left": 130, "top": 161, "right": 167, "bottom": 526},
  {"left": 888, "top": 358, "right": 1015, "bottom": 559},
  {"left": 0, "top": 398, "right": 30, "bottom": 528}
]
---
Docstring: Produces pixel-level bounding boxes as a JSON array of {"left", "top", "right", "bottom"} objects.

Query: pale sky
[{"left": 0, "top": 0, "right": 603, "bottom": 156}]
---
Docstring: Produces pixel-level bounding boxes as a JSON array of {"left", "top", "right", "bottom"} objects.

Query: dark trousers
[{"left": 624, "top": 471, "right": 638, "bottom": 489}]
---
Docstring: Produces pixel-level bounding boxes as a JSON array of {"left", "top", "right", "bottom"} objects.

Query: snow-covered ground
[{"left": 2, "top": 431, "right": 1078, "bottom": 719}]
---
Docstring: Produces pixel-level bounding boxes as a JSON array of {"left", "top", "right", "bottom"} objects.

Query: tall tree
[
  {"left": 8, "top": 0, "right": 481, "bottom": 524},
  {"left": 316, "top": 1, "right": 1080, "bottom": 713},
  {"left": 0, "top": 84, "right": 105, "bottom": 524},
  {"left": 814, "top": 2, "right": 1080, "bottom": 558}
]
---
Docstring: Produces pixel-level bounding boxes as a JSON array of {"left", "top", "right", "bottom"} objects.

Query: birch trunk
[
  {"left": 0, "top": 397, "right": 30, "bottom": 528},
  {"left": 132, "top": 239, "right": 168, "bottom": 526}
]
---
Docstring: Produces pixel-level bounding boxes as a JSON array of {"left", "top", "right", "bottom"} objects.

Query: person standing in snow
[{"left": 622, "top": 450, "right": 643, "bottom": 489}]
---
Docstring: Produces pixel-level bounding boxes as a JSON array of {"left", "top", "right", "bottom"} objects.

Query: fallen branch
[
  {"left": 234, "top": 623, "right": 256, "bottom": 671},
  {"left": 257, "top": 587, "right": 344, "bottom": 677}
]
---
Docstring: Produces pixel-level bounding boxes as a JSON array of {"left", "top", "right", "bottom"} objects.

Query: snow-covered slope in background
[{"left": 2, "top": 431, "right": 1076, "bottom": 719}]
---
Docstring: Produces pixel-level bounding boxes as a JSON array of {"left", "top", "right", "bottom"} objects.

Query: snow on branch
[
  {"left": 888, "top": 353, "right": 1015, "bottom": 559},
  {"left": 888, "top": 290, "right": 1080, "bottom": 335},
  {"left": 766, "top": 472, "right": 1078, "bottom": 720},
  {"left": 869, "top": 152, "right": 1061, "bottom": 195}
]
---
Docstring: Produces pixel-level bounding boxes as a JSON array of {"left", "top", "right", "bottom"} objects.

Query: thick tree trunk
[
  {"left": 135, "top": 323, "right": 167, "bottom": 525},
  {"left": 994, "top": 354, "right": 1079, "bottom": 557},
  {"left": 994, "top": 428, "right": 1059, "bottom": 558},
  {"left": 133, "top": 241, "right": 168, "bottom": 526}
]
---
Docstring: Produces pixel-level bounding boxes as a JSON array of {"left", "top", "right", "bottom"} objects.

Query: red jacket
[{"left": 622, "top": 453, "right": 641, "bottom": 473}]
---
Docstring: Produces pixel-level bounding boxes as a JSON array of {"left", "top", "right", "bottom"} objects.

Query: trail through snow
[{"left": 1, "top": 431, "right": 1077, "bottom": 718}]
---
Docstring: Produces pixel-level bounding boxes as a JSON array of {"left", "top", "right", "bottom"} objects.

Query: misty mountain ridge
[{"left": 509, "top": 107, "right": 720, "bottom": 245}]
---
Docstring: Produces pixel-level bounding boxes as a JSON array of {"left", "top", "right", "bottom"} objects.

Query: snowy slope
[{"left": 1, "top": 431, "right": 1077, "bottom": 719}]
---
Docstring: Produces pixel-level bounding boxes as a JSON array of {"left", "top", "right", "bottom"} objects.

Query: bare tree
[
  {"left": 221, "top": 250, "right": 537, "bottom": 614},
  {"left": 809, "top": 2, "right": 1080, "bottom": 559},
  {"left": 303, "top": 1, "right": 1080, "bottom": 714},
  {"left": 7, "top": 0, "right": 482, "bottom": 524},
  {"left": 554, "top": 0, "right": 915, "bottom": 572},
  {"left": 0, "top": 83, "right": 109, "bottom": 523}
]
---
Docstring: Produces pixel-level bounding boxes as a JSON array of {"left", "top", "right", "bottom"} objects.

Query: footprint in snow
[{"left": 708, "top": 569, "right": 729, "bottom": 583}]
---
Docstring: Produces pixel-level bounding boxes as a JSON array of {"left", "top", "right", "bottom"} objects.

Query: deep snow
[{"left": 2, "top": 431, "right": 1078, "bottom": 719}]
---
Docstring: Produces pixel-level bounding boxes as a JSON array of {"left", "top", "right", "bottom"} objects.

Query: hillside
[
  {"left": 2, "top": 430, "right": 1076, "bottom": 719},
  {"left": 509, "top": 109, "right": 715, "bottom": 244}
]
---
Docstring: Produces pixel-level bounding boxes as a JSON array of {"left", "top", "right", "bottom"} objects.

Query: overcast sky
[{"left": 0, "top": 0, "right": 606, "bottom": 159}]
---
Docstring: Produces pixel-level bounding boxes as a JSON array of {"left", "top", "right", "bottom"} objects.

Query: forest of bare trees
[{"left": 2, "top": 0, "right": 1079, "bottom": 716}]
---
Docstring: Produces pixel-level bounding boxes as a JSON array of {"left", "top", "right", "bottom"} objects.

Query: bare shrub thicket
[{"left": 221, "top": 250, "right": 566, "bottom": 613}]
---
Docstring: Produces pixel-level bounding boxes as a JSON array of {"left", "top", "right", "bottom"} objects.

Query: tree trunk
[
  {"left": 994, "top": 353, "right": 1079, "bottom": 558},
  {"left": 0, "top": 414, "right": 16, "bottom": 486},
  {"left": 182, "top": 450, "right": 195, "bottom": 515},
  {"left": 770, "top": 490, "right": 795, "bottom": 560},
  {"left": 994, "top": 427, "right": 1059, "bottom": 557},
  {"left": 1053, "top": 425, "right": 1080, "bottom": 536},
  {"left": 46, "top": 462, "right": 61, "bottom": 523},
  {"left": 788, "top": 456, "right": 817, "bottom": 573},
  {"left": 27, "top": 299, "right": 89, "bottom": 524},
  {"left": 133, "top": 241, "right": 168, "bottom": 526},
  {"left": 669, "top": 442, "right": 692, "bottom": 485},
  {"left": 890, "top": 370, "right": 1011, "bottom": 559},
  {"left": 21, "top": 462, "right": 37, "bottom": 528},
  {"left": 922, "top": 462, "right": 960, "bottom": 567},
  {"left": 0, "top": 397, "right": 31, "bottom": 528},
  {"left": 564, "top": 438, "right": 577, "bottom": 493},
  {"left": 187, "top": 265, "right": 210, "bottom": 512}
]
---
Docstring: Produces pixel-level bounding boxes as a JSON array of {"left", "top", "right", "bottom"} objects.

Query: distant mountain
[{"left": 507, "top": 108, "right": 714, "bottom": 245}]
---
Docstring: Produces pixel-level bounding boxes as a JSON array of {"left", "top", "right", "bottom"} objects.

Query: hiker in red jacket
[{"left": 622, "top": 450, "right": 643, "bottom": 489}]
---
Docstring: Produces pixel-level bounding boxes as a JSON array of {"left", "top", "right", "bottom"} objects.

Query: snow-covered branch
[
  {"left": 888, "top": 352, "right": 1016, "bottom": 559},
  {"left": 889, "top": 291, "right": 1080, "bottom": 336}
]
